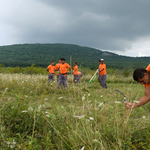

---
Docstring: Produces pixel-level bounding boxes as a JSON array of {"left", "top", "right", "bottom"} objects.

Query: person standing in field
[
  {"left": 77, "top": 71, "right": 82, "bottom": 83},
  {"left": 99, "top": 59, "right": 107, "bottom": 88},
  {"left": 57, "top": 58, "right": 71, "bottom": 89},
  {"left": 125, "top": 64, "right": 150, "bottom": 109},
  {"left": 73, "top": 62, "right": 78, "bottom": 83},
  {"left": 55, "top": 59, "right": 61, "bottom": 82},
  {"left": 47, "top": 61, "right": 55, "bottom": 82}
]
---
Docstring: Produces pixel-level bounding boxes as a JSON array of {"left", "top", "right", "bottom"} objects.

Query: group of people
[
  {"left": 47, "top": 58, "right": 150, "bottom": 110},
  {"left": 46, "top": 58, "right": 82, "bottom": 89}
]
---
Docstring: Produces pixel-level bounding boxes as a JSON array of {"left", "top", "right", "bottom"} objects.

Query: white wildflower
[
  {"left": 58, "top": 97, "right": 63, "bottom": 99},
  {"left": 73, "top": 115, "right": 85, "bottom": 119},
  {"left": 28, "top": 106, "right": 33, "bottom": 112},
  {"left": 6, "top": 139, "right": 16, "bottom": 148},
  {"left": 100, "top": 95, "right": 103, "bottom": 97},
  {"left": 98, "top": 102, "right": 103, "bottom": 107},
  {"left": 84, "top": 94, "right": 86, "bottom": 96},
  {"left": 133, "top": 100, "right": 140, "bottom": 103},
  {"left": 82, "top": 96, "right": 85, "bottom": 101},
  {"left": 81, "top": 146, "right": 85, "bottom": 150},
  {"left": 89, "top": 100, "right": 91, "bottom": 103},
  {"left": 89, "top": 117, "right": 94, "bottom": 120},
  {"left": 88, "top": 93, "right": 90, "bottom": 96},
  {"left": 22, "top": 110, "right": 27, "bottom": 113},
  {"left": 114, "top": 101, "right": 122, "bottom": 104},
  {"left": 2, "top": 88, "right": 8, "bottom": 95},
  {"left": 24, "top": 95, "right": 28, "bottom": 98},
  {"left": 46, "top": 115, "right": 50, "bottom": 117},
  {"left": 61, "top": 105, "right": 64, "bottom": 109},
  {"left": 45, "top": 111, "right": 49, "bottom": 114},
  {"left": 22, "top": 81, "right": 24, "bottom": 83},
  {"left": 37, "top": 104, "right": 45, "bottom": 112},
  {"left": 44, "top": 98, "right": 48, "bottom": 101},
  {"left": 142, "top": 116, "right": 146, "bottom": 119}
]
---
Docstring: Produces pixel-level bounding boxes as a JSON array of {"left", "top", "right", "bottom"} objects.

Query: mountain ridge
[{"left": 0, "top": 43, "right": 149, "bottom": 69}]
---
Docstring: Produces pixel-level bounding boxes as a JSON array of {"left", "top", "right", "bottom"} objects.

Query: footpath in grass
[{"left": 0, "top": 73, "right": 150, "bottom": 149}]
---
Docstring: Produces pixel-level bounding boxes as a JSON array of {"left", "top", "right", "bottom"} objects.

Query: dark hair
[
  {"left": 51, "top": 61, "right": 54, "bottom": 63},
  {"left": 74, "top": 62, "right": 77, "bottom": 65},
  {"left": 61, "top": 58, "right": 65, "bottom": 61},
  {"left": 99, "top": 60, "right": 101, "bottom": 62},
  {"left": 133, "top": 68, "right": 147, "bottom": 81}
]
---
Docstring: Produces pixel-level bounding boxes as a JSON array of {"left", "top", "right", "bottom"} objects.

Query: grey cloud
[{"left": 1, "top": 0, "right": 150, "bottom": 54}]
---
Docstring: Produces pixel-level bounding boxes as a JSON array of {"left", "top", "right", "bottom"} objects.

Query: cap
[{"left": 100, "top": 59, "right": 104, "bottom": 61}]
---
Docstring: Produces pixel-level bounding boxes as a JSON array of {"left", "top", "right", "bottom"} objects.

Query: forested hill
[{"left": 0, "top": 43, "right": 149, "bottom": 69}]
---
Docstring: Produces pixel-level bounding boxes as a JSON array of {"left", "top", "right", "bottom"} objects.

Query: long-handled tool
[
  {"left": 114, "top": 90, "right": 127, "bottom": 102},
  {"left": 88, "top": 69, "right": 98, "bottom": 84}
]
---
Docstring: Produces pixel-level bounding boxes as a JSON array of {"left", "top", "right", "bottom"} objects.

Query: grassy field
[{"left": 0, "top": 73, "right": 150, "bottom": 149}]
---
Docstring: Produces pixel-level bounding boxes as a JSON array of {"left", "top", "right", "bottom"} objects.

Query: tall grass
[{"left": 0, "top": 73, "right": 150, "bottom": 149}]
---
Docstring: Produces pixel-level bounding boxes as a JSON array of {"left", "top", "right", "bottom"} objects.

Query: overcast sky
[{"left": 0, "top": 0, "right": 150, "bottom": 57}]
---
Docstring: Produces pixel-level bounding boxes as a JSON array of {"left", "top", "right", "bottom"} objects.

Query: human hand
[{"left": 125, "top": 102, "right": 135, "bottom": 109}]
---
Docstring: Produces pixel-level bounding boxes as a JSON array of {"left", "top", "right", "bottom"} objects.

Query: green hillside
[{"left": 0, "top": 43, "right": 149, "bottom": 69}]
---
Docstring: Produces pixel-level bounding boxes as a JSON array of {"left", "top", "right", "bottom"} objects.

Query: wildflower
[
  {"left": 88, "top": 93, "right": 90, "bottom": 96},
  {"left": 28, "top": 106, "right": 33, "bottom": 112},
  {"left": 81, "top": 146, "right": 85, "bottom": 150},
  {"left": 3, "top": 88, "right": 8, "bottom": 95},
  {"left": 88, "top": 100, "right": 91, "bottom": 103},
  {"left": 98, "top": 102, "right": 103, "bottom": 107},
  {"left": 22, "top": 110, "right": 27, "bottom": 113},
  {"left": 93, "top": 139, "right": 99, "bottom": 143},
  {"left": 84, "top": 94, "right": 86, "bottom": 96},
  {"left": 44, "top": 98, "right": 48, "bottom": 101},
  {"left": 89, "top": 117, "right": 94, "bottom": 120},
  {"left": 142, "top": 116, "right": 146, "bottom": 119},
  {"left": 37, "top": 104, "right": 45, "bottom": 112},
  {"left": 114, "top": 101, "right": 121, "bottom": 104},
  {"left": 58, "top": 97, "right": 63, "bottom": 99},
  {"left": 73, "top": 115, "right": 85, "bottom": 119},
  {"left": 100, "top": 95, "right": 103, "bottom": 97},
  {"left": 45, "top": 111, "right": 49, "bottom": 114},
  {"left": 6, "top": 139, "right": 16, "bottom": 148},
  {"left": 82, "top": 96, "right": 85, "bottom": 101},
  {"left": 133, "top": 100, "right": 139, "bottom": 103},
  {"left": 46, "top": 115, "right": 50, "bottom": 117},
  {"left": 61, "top": 105, "right": 64, "bottom": 109},
  {"left": 24, "top": 95, "right": 28, "bottom": 98}
]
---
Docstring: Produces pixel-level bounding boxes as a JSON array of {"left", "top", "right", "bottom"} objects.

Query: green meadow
[{"left": 0, "top": 71, "right": 150, "bottom": 149}]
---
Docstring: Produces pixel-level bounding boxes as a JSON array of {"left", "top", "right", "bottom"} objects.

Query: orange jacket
[
  {"left": 73, "top": 65, "right": 78, "bottom": 75},
  {"left": 55, "top": 63, "right": 61, "bottom": 75},
  {"left": 47, "top": 65, "right": 55, "bottom": 73},
  {"left": 144, "top": 64, "right": 150, "bottom": 87},
  {"left": 59, "top": 63, "right": 70, "bottom": 74},
  {"left": 99, "top": 64, "right": 106, "bottom": 76}
]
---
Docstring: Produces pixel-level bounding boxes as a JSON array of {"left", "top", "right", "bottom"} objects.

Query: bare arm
[
  {"left": 99, "top": 68, "right": 104, "bottom": 72},
  {"left": 69, "top": 67, "right": 71, "bottom": 71},
  {"left": 125, "top": 87, "right": 150, "bottom": 109}
]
